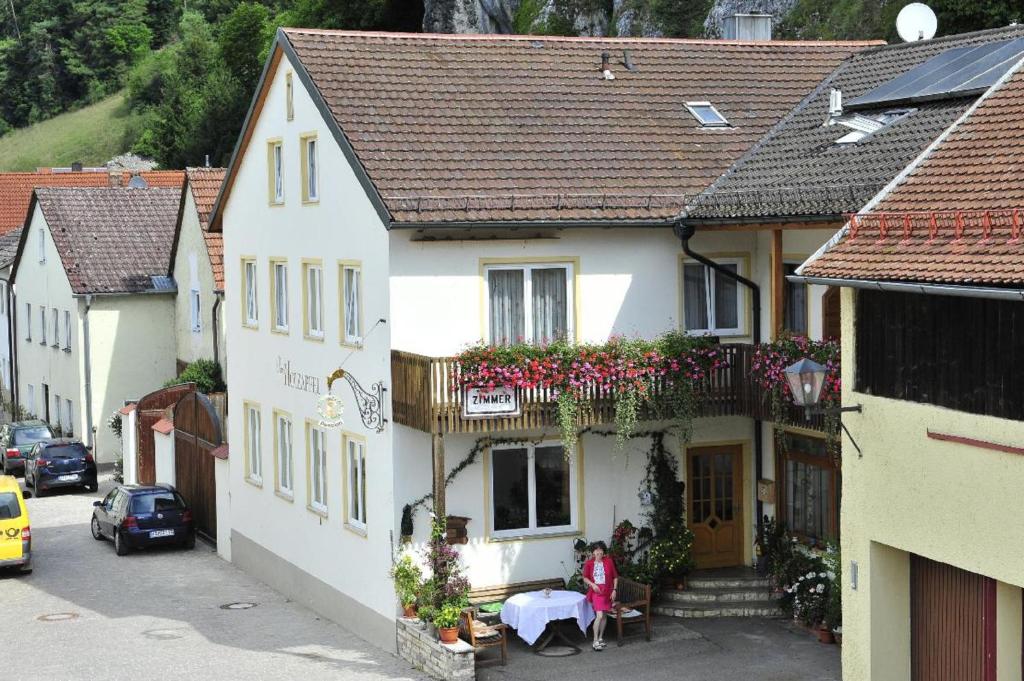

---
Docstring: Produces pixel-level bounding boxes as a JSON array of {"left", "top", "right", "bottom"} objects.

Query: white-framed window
[
  {"left": 53, "top": 393, "right": 60, "bottom": 429},
  {"left": 490, "top": 441, "right": 576, "bottom": 538},
  {"left": 275, "top": 412, "right": 294, "bottom": 497},
  {"left": 244, "top": 403, "right": 262, "bottom": 483},
  {"left": 272, "top": 261, "right": 289, "bottom": 331},
  {"left": 345, "top": 435, "right": 367, "bottom": 532},
  {"left": 243, "top": 259, "right": 258, "bottom": 326},
  {"left": 190, "top": 289, "right": 201, "bottom": 333},
  {"left": 484, "top": 262, "right": 574, "bottom": 346},
  {"left": 302, "top": 136, "right": 319, "bottom": 202},
  {"left": 268, "top": 140, "right": 284, "bottom": 204},
  {"left": 342, "top": 264, "right": 361, "bottom": 345},
  {"left": 40, "top": 306, "right": 46, "bottom": 345},
  {"left": 682, "top": 259, "right": 745, "bottom": 336},
  {"left": 303, "top": 262, "right": 323, "bottom": 339},
  {"left": 38, "top": 227, "right": 45, "bottom": 263},
  {"left": 63, "top": 310, "right": 71, "bottom": 349},
  {"left": 26, "top": 384, "right": 34, "bottom": 418},
  {"left": 308, "top": 423, "right": 327, "bottom": 514},
  {"left": 51, "top": 308, "right": 58, "bottom": 347},
  {"left": 63, "top": 399, "right": 72, "bottom": 437},
  {"left": 24, "top": 303, "right": 30, "bottom": 341},
  {"left": 685, "top": 101, "right": 729, "bottom": 127},
  {"left": 783, "top": 262, "right": 808, "bottom": 335},
  {"left": 286, "top": 72, "right": 294, "bottom": 121}
]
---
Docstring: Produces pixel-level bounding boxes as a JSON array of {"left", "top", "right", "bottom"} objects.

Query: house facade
[
  {"left": 798, "top": 60, "right": 1024, "bottom": 681},
  {"left": 11, "top": 186, "right": 181, "bottom": 462},
  {"left": 213, "top": 28, "right": 876, "bottom": 650}
]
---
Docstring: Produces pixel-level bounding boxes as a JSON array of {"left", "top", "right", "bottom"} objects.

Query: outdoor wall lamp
[{"left": 783, "top": 358, "right": 863, "bottom": 456}]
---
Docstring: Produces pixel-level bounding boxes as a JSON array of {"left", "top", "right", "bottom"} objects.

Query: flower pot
[
  {"left": 402, "top": 604, "right": 417, "bottom": 618},
  {"left": 438, "top": 626, "right": 460, "bottom": 644},
  {"left": 834, "top": 632, "right": 843, "bottom": 645},
  {"left": 816, "top": 626, "right": 835, "bottom": 644}
]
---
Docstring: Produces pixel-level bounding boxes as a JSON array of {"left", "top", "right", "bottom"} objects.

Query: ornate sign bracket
[{"left": 326, "top": 369, "right": 387, "bottom": 433}]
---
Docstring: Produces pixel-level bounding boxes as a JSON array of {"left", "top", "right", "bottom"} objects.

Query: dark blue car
[
  {"left": 91, "top": 484, "right": 195, "bottom": 556},
  {"left": 25, "top": 439, "right": 98, "bottom": 495}
]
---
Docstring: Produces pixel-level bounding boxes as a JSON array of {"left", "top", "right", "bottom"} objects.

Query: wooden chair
[
  {"left": 611, "top": 577, "right": 652, "bottom": 646},
  {"left": 460, "top": 607, "right": 509, "bottom": 667}
]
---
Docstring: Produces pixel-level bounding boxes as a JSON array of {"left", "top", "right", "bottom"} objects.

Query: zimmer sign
[{"left": 462, "top": 386, "right": 520, "bottom": 419}]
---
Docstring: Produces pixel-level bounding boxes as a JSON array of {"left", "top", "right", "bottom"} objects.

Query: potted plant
[
  {"left": 434, "top": 602, "right": 463, "bottom": 644},
  {"left": 390, "top": 554, "right": 423, "bottom": 618},
  {"left": 648, "top": 520, "right": 695, "bottom": 590}
]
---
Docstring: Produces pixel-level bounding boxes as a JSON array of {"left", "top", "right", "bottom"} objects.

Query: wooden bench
[
  {"left": 611, "top": 577, "right": 652, "bottom": 646},
  {"left": 468, "top": 577, "right": 566, "bottom": 605}
]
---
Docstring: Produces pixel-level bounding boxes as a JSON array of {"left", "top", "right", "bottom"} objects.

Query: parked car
[
  {"left": 0, "top": 421, "right": 54, "bottom": 477},
  {"left": 91, "top": 484, "right": 195, "bottom": 556},
  {"left": 0, "top": 475, "right": 31, "bottom": 573},
  {"left": 25, "top": 440, "right": 98, "bottom": 496}
]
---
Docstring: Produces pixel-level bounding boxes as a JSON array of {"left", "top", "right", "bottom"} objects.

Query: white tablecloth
[{"left": 500, "top": 590, "right": 596, "bottom": 645}]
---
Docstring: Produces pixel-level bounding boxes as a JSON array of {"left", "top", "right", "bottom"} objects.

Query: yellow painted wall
[{"left": 840, "top": 286, "right": 1024, "bottom": 680}]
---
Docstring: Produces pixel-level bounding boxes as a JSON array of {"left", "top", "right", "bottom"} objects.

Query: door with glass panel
[
  {"left": 485, "top": 263, "right": 573, "bottom": 346},
  {"left": 687, "top": 445, "right": 743, "bottom": 568}
]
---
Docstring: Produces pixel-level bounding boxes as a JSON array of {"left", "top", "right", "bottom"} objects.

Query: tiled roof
[
  {"left": 0, "top": 228, "right": 22, "bottom": 267},
  {"left": 688, "top": 26, "right": 1024, "bottom": 221},
  {"left": 0, "top": 170, "right": 184, "bottom": 236},
  {"left": 152, "top": 418, "right": 174, "bottom": 435},
  {"left": 802, "top": 65, "right": 1024, "bottom": 286},
  {"left": 185, "top": 167, "right": 226, "bottom": 290},
  {"left": 281, "top": 29, "right": 874, "bottom": 225},
  {"left": 29, "top": 187, "right": 183, "bottom": 295}
]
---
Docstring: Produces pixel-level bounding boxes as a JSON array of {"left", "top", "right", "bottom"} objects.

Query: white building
[
  {"left": 214, "top": 28, "right": 874, "bottom": 651},
  {"left": 10, "top": 186, "right": 181, "bottom": 462}
]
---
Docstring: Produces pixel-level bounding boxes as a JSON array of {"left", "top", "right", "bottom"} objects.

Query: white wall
[
  {"left": 214, "top": 456, "right": 231, "bottom": 561},
  {"left": 173, "top": 190, "right": 224, "bottom": 372},
  {"left": 154, "top": 429, "right": 175, "bottom": 486},
  {"left": 222, "top": 48, "right": 396, "bottom": 627}
]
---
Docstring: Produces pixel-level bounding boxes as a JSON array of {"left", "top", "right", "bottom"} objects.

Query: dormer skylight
[
  {"left": 686, "top": 102, "right": 730, "bottom": 127},
  {"left": 830, "top": 108, "right": 915, "bottom": 145}
]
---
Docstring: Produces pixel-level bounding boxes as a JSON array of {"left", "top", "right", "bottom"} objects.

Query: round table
[{"left": 500, "top": 590, "right": 595, "bottom": 655}]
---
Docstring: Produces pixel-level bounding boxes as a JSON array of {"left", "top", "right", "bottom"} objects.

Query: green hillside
[{"left": 0, "top": 93, "right": 138, "bottom": 171}]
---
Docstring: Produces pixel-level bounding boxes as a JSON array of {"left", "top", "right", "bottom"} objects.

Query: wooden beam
[
  {"left": 771, "top": 229, "right": 784, "bottom": 340},
  {"left": 432, "top": 431, "right": 446, "bottom": 519}
]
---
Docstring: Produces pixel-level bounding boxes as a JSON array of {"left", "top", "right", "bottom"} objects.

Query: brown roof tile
[
  {"left": 281, "top": 29, "right": 875, "bottom": 224},
  {"left": 185, "top": 167, "right": 226, "bottom": 290},
  {"left": 803, "top": 66, "right": 1024, "bottom": 286},
  {"left": 27, "top": 187, "right": 183, "bottom": 295}
]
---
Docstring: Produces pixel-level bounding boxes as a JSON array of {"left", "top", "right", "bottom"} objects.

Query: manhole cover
[
  {"left": 37, "top": 612, "right": 79, "bottom": 622},
  {"left": 220, "top": 602, "right": 257, "bottom": 610},
  {"left": 143, "top": 628, "right": 187, "bottom": 640}
]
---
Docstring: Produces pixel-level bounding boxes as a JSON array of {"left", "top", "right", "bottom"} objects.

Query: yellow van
[{"left": 0, "top": 475, "right": 31, "bottom": 573}]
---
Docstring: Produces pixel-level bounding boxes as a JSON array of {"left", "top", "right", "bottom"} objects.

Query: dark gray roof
[
  {"left": 19, "top": 187, "right": 182, "bottom": 295},
  {"left": 0, "top": 228, "right": 22, "bottom": 268},
  {"left": 686, "top": 25, "right": 1024, "bottom": 222}
]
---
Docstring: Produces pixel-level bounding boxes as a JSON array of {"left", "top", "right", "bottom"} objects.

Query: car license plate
[
  {"left": 58, "top": 474, "right": 78, "bottom": 481},
  {"left": 149, "top": 529, "right": 174, "bottom": 538}
]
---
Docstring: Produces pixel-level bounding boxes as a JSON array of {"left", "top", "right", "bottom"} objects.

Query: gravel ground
[{"left": 2, "top": 475, "right": 426, "bottom": 681}]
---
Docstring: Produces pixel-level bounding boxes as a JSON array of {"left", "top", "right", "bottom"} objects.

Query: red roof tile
[
  {"left": 276, "top": 29, "right": 875, "bottom": 225},
  {"left": 185, "top": 167, "right": 226, "bottom": 290},
  {"left": 152, "top": 418, "right": 173, "bottom": 435},
  {"left": 211, "top": 444, "right": 229, "bottom": 460},
  {"left": 118, "top": 403, "right": 137, "bottom": 415},
  {"left": 803, "top": 65, "right": 1024, "bottom": 286}
]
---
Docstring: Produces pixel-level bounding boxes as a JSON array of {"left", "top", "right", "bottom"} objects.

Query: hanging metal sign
[
  {"left": 462, "top": 386, "right": 520, "bottom": 419},
  {"left": 317, "top": 393, "right": 345, "bottom": 429}
]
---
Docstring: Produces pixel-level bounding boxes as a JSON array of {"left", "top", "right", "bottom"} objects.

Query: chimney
[
  {"left": 108, "top": 171, "right": 123, "bottom": 188},
  {"left": 71, "top": 161, "right": 83, "bottom": 172},
  {"left": 600, "top": 51, "right": 615, "bottom": 80},
  {"left": 622, "top": 49, "right": 636, "bottom": 71},
  {"left": 724, "top": 13, "right": 772, "bottom": 41}
]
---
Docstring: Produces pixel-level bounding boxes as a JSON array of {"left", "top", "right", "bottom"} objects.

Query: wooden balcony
[{"left": 391, "top": 344, "right": 825, "bottom": 435}]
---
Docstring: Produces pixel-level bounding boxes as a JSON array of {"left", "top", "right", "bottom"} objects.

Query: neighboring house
[
  {"left": 170, "top": 167, "right": 227, "bottom": 376},
  {"left": 0, "top": 229, "right": 21, "bottom": 401},
  {"left": 797, "top": 62, "right": 1024, "bottom": 681},
  {"left": 684, "top": 25, "right": 1024, "bottom": 548},
  {"left": 10, "top": 186, "right": 181, "bottom": 463},
  {"left": 213, "top": 28, "right": 875, "bottom": 650}
]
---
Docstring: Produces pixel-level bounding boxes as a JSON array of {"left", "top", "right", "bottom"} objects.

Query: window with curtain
[
  {"left": 51, "top": 308, "right": 59, "bottom": 347},
  {"left": 486, "top": 264, "right": 572, "bottom": 345},
  {"left": 40, "top": 306, "right": 46, "bottom": 345},
  {"left": 304, "top": 263, "right": 324, "bottom": 338},
  {"left": 303, "top": 137, "right": 318, "bottom": 202},
  {"left": 273, "top": 262, "right": 288, "bottom": 331},
  {"left": 64, "top": 310, "right": 71, "bottom": 349},
  {"left": 245, "top": 405, "right": 262, "bottom": 482},
  {"left": 343, "top": 265, "right": 362, "bottom": 345},
  {"left": 783, "top": 263, "right": 807, "bottom": 335},
  {"left": 682, "top": 260, "right": 743, "bottom": 335},
  {"left": 269, "top": 142, "right": 284, "bottom": 204},
  {"left": 308, "top": 424, "right": 327, "bottom": 514},
  {"left": 275, "top": 413, "right": 293, "bottom": 496},
  {"left": 491, "top": 442, "right": 575, "bottom": 537},
  {"left": 347, "top": 437, "right": 367, "bottom": 531},
  {"left": 244, "top": 260, "right": 258, "bottom": 326},
  {"left": 777, "top": 431, "right": 838, "bottom": 543}
]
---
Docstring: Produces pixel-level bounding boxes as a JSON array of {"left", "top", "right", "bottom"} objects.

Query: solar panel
[{"left": 847, "top": 37, "right": 1024, "bottom": 109}]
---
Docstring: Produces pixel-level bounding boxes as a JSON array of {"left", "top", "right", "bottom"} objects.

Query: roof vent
[
  {"left": 723, "top": 13, "right": 772, "bottom": 41},
  {"left": 71, "top": 161, "right": 83, "bottom": 172},
  {"left": 622, "top": 50, "right": 637, "bottom": 71},
  {"left": 601, "top": 51, "right": 615, "bottom": 80},
  {"left": 829, "top": 88, "right": 843, "bottom": 118},
  {"left": 127, "top": 174, "right": 149, "bottom": 189}
]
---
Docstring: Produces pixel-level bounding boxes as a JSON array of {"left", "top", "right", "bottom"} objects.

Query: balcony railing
[{"left": 391, "top": 344, "right": 825, "bottom": 435}]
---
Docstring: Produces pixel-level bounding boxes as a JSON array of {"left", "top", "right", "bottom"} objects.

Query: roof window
[
  {"left": 685, "top": 102, "right": 729, "bottom": 127},
  {"left": 831, "top": 108, "right": 915, "bottom": 145}
]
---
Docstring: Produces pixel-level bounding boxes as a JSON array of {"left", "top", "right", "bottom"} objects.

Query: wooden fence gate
[
  {"left": 135, "top": 383, "right": 196, "bottom": 485},
  {"left": 173, "top": 392, "right": 222, "bottom": 543}
]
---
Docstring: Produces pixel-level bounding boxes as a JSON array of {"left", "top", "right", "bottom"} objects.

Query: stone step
[
  {"left": 652, "top": 601, "right": 783, "bottom": 619},
  {"left": 686, "top": 576, "right": 772, "bottom": 590},
  {"left": 659, "top": 588, "right": 773, "bottom": 605}
]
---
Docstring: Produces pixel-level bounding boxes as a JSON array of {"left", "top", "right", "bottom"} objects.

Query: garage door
[{"left": 911, "top": 554, "right": 996, "bottom": 681}]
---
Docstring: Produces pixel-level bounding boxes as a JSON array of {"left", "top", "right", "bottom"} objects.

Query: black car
[
  {"left": 0, "top": 421, "right": 54, "bottom": 477},
  {"left": 91, "top": 485, "right": 195, "bottom": 556},
  {"left": 24, "top": 439, "right": 98, "bottom": 495}
]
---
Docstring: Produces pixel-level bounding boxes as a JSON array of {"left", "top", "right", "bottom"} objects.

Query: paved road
[{"left": 3, "top": 476, "right": 425, "bottom": 681}]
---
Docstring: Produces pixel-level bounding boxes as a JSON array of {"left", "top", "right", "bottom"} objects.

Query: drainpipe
[
  {"left": 83, "top": 295, "right": 95, "bottom": 449},
  {"left": 674, "top": 220, "right": 766, "bottom": 542},
  {"left": 212, "top": 294, "right": 222, "bottom": 368}
]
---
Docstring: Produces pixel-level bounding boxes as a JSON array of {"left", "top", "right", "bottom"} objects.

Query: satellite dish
[{"left": 897, "top": 3, "right": 937, "bottom": 42}]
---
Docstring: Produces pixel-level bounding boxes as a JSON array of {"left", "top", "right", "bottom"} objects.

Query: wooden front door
[{"left": 688, "top": 445, "right": 743, "bottom": 568}]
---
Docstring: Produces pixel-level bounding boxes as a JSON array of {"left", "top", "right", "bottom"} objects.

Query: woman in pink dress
[{"left": 582, "top": 541, "right": 619, "bottom": 651}]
